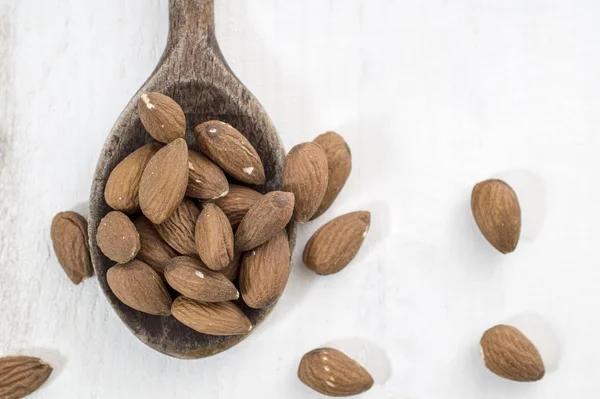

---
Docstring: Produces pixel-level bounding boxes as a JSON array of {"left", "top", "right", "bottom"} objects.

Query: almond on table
[
  {"left": 50, "top": 211, "right": 93, "bottom": 284},
  {"left": 0, "top": 356, "right": 53, "bottom": 399}
]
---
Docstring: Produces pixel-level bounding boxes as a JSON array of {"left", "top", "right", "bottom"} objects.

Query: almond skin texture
[
  {"left": 303, "top": 211, "right": 370, "bottom": 275},
  {"left": 139, "top": 138, "right": 189, "bottom": 224},
  {"left": 165, "top": 256, "right": 239, "bottom": 302},
  {"left": 172, "top": 296, "right": 252, "bottom": 336},
  {"left": 212, "top": 185, "right": 262, "bottom": 231},
  {"left": 283, "top": 142, "right": 329, "bottom": 223},
  {"left": 220, "top": 251, "right": 242, "bottom": 281},
  {"left": 235, "top": 191, "right": 295, "bottom": 252},
  {"left": 298, "top": 348, "right": 374, "bottom": 397},
  {"left": 50, "top": 211, "right": 93, "bottom": 284},
  {"left": 96, "top": 211, "right": 141, "bottom": 264},
  {"left": 104, "top": 143, "right": 161, "bottom": 213},
  {"left": 480, "top": 325, "right": 545, "bottom": 382},
  {"left": 312, "top": 132, "right": 352, "bottom": 220},
  {"left": 133, "top": 216, "right": 177, "bottom": 277},
  {"left": 195, "top": 203, "right": 234, "bottom": 271},
  {"left": 0, "top": 356, "right": 53, "bottom": 399},
  {"left": 106, "top": 260, "right": 172, "bottom": 316},
  {"left": 154, "top": 198, "right": 200, "bottom": 257},
  {"left": 194, "top": 121, "right": 265, "bottom": 184},
  {"left": 186, "top": 150, "right": 229, "bottom": 200},
  {"left": 240, "top": 230, "right": 291, "bottom": 309},
  {"left": 471, "top": 179, "right": 521, "bottom": 254},
  {"left": 138, "top": 92, "right": 186, "bottom": 143}
]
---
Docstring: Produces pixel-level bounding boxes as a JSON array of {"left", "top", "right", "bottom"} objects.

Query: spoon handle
[{"left": 168, "top": 0, "right": 215, "bottom": 46}]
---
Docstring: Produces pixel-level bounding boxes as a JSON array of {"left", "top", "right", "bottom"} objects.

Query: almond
[
  {"left": 312, "top": 132, "right": 352, "bottom": 219},
  {"left": 240, "top": 230, "right": 290, "bottom": 309},
  {"left": 220, "top": 251, "right": 242, "bottom": 281},
  {"left": 164, "top": 256, "right": 239, "bottom": 302},
  {"left": 480, "top": 325, "right": 545, "bottom": 382},
  {"left": 235, "top": 191, "right": 295, "bottom": 252},
  {"left": 106, "top": 260, "right": 172, "bottom": 316},
  {"left": 283, "top": 142, "right": 329, "bottom": 223},
  {"left": 154, "top": 198, "right": 200, "bottom": 257},
  {"left": 0, "top": 356, "right": 53, "bottom": 399},
  {"left": 171, "top": 296, "right": 252, "bottom": 336},
  {"left": 139, "top": 138, "right": 189, "bottom": 224},
  {"left": 298, "top": 348, "right": 374, "bottom": 397},
  {"left": 96, "top": 211, "right": 140, "bottom": 264},
  {"left": 104, "top": 142, "right": 161, "bottom": 213},
  {"left": 133, "top": 215, "right": 177, "bottom": 277},
  {"left": 194, "top": 121, "right": 265, "bottom": 184},
  {"left": 471, "top": 179, "right": 521, "bottom": 254},
  {"left": 303, "top": 211, "right": 370, "bottom": 275},
  {"left": 138, "top": 92, "right": 186, "bottom": 143},
  {"left": 195, "top": 203, "right": 234, "bottom": 271},
  {"left": 50, "top": 211, "right": 93, "bottom": 284},
  {"left": 186, "top": 149, "right": 229, "bottom": 200},
  {"left": 212, "top": 185, "right": 262, "bottom": 231}
]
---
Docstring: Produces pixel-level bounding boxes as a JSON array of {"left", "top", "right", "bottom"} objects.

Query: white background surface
[{"left": 1, "top": 0, "right": 600, "bottom": 398}]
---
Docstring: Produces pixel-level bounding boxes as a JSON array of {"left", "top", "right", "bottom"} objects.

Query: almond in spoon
[
  {"left": 195, "top": 203, "right": 234, "bottom": 271},
  {"left": 154, "top": 198, "right": 200, "bottom": 257},
  {"left": 96, "top": 211, "right": 140, "bottom": 264},
  {"left": 186, "top": 149, "right": 229, "bottom": 200},
  {"left": 138, "top": 92, "right": 186, "bottom": 143},
  {"left": 172, "top": 296, "right": 252, "bottom": 336}
]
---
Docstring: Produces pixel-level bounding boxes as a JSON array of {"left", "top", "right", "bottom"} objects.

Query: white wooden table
[{"left": 1, "top": 0, "right": 600, "bottom": 397}]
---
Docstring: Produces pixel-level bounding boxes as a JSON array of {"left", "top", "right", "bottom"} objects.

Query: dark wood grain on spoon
[{"left": 89, "top": 0, "right": 295, "bottom": 359}]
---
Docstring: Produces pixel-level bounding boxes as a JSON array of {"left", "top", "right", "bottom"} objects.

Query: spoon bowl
[{"left": 89, "top": 0, "right": 295, "bottom": 359}]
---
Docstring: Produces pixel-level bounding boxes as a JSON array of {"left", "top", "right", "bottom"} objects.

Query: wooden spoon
[{"left": 89, "top": 0, "right": 295, "bottom": 359}]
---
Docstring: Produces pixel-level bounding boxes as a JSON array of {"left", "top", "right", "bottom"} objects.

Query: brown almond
[
  {"left": 298, "top": 348, "right": 374, "bottom": 397},
  {"left": 164, "top": 256, "right": 239, "bottom": 302},
  {"left": 240, "top": 230, "right": 291, "bottom": 309},
  {"left": 0, "top": 356, "right": 53, "bottom": 399},
  {"left": 471, "top": 179, "right": 521, "bottom": 254},
  {"left": 133, "top": 215, "right": 177, "bottom": 277},
  {"left": 212, "top": 185, "right": 262, "bottom": 231},
  {"left": 50, "top": 211, "right": 93, "bottom": 284},
  {"left": 480, "top": 325, "right": 545, "bottom": 382},
  {"left": 139, "top": 138, "right": 189, "bottom": 224},
  {"left": 186, "top": 149, "right": 230, "bottom": 200},
  {"left": 96, "top": 211, "right": 140, "bottom": 264},
  {"left": 104, "top": 143, "right": 162, "bottom": 213},
  {"left": 235, "top": 191, "right": 295, "bottom": 252},
  {"left": 154, "top": 198, "right": 200, "bottom": 256},
  {"left": 312, "top": 132, "right": 352, "bottom": 220},
  {"left": 283, "top": 142, "right": 329, "bottom": 223},
  {"left": 106, "top": 260, "right": 172, "bottom": 316},
  {"left": 171, "top": 296, "right": 252, "bottom": 336},
  {"left": 303, "top": 211, "right": 370, "bottom": 275},
  {"left": 194, "top": 121, "right": 265, "bottom": 184},
  {"left": 138, "top": 92, "right": 186, "bottom": 143},
  {"left": 220, "top": 251, "right": 242, "bottom": 281},
  {"left": 195, "top": 203, "right": 234, "bottom": 270}
]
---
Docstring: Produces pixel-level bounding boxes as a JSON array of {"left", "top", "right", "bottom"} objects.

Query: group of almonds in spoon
[{"left": 2, "top": 96, "right": 542, "bottom": 398}]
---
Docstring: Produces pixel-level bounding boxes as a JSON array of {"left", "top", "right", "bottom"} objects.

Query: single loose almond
[
  {"left": 96, "top": 211, "right": 140, "bottom": 264},
  {"left": 303, "top": 211, "right": 370, "bottom": 275},
  {"left": 50, "top": 211, "right": 93, "bottom": 284},
  {"left": 172, "top": 296, "right": 252, "bottom": 336},
  {"left": 154, "top": 198, "right": 200, "bottom": 257},
  {"left": 195, "top": 203, "right": 234, "bottom": 271},
  {"left": 139, "top": 138, "right": 189, "bottom": 224},
  {"left": 104, "top": 143, "right": 161, "bottom": 213},
  {"left": 138, "top": 92, "right": 186, "bottom": 143},
  {"left": 194, "top": 121, "right": 265, "bottom": 184},
  {"left": 133, "top": 215, "right": 177, "bottom": 277},
  {"left": 471, "top": 179, "right": 521, "bottom": 254},
  {"left": 235, "top": 191, "right": 295, "bottom": 252},
  {"left": 106, "top": 260, "right": 172, "bottom": 316},
  {"left": 312, "top": 132, "right": 352, "bottom": 219},
  {"left": 283, "top": 142, "right": 329, "bottom": 223},
  {"left": 298, "top": 348, "right": 374, "bottom": 397},
  {"left": 480, "top": 325, "right": 545, "bottom": 382},
  {"left": 164, "top": 256, "right": 239, "bottom": 302},
  {"left": 240, "top": 230, "right": 290, "bottom": 309},
  {"left": 186, "top": 149, "right": 230, "bottom": 200},
  {"left": 212, "top": 185, "right": 262, "bottom": 231},
  {"left": 0, "top": 356, "right": 53, "bottom": 399}
]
